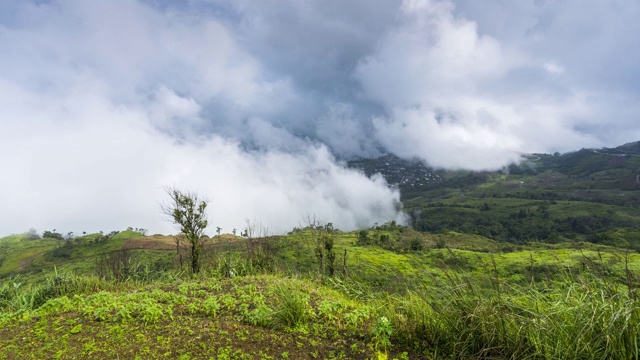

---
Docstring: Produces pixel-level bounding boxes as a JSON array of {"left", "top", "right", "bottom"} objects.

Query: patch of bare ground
[
  {"left": 123, "top": 234, "right": 246, "bottom": 251},
  {"left": 17, "top": 254, "right": 38, "bottom": 270},
  {"left": 123, "top": 235, "right": 178, "bottom": 251},
  {"left": 0, "top": 314, "right": 385, "bottom": 359},
  {"left": 0, "top": 276, "right": 423, "bottom": 359}
]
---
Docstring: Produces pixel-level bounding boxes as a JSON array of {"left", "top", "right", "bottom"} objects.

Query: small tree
[
  {"left": 43, "top": 230, "right": 64, "bottom": 240},
  {"left": 24, "top": 228, "right": 40, "bottom": 240},
  {"left": 357, "top": 229, "right": 369, "bottom": 245},
  {"left": 161, "top": 188, "right": 209, "bottom": 274},
  {"left": 303, "top": 215, "right": 337, "bottom": 279}
]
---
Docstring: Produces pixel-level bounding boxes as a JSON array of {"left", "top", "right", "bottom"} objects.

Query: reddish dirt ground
[
  {"left": 123, "top": 235, "right": 179, "bottom": 251},
  {"left": 123, "top": 234, "right": 244, "bottom": 251}
]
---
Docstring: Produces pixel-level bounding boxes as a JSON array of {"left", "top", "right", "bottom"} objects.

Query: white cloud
[
  {"left": 2, "top": 0, "right": 640, "bottom": 234},
  {"left": 0, "top": 75, "right": 404, "bottom": 235},
  {"left": 355, "top": 0, "right": 613, "bottom": 169},
  {"left": 0, "top": 0, "right": 404, "bottom": 236},
  {"left": 544, "top": 61, "right": 565, "bottom": 75}
]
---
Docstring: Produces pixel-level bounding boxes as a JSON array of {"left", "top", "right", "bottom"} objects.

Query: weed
[
  {"left": 245, "top": 304, "right": 272, "bottom": 327},
  {"left": 371, "top": 316, "right": 393, "bottom": 351},
  {"left": 344, "top": 307, "right": 371, "bottom": 328},
  {"left": 202, "top": 296, "right": 221, "bottom": 317},
  {"left": 69, "top": 323, "right": 82, "bottom": 334},
  {"left": 219, "top": 293, "right": 238, "bottom": 311},
  {"left": 271, "top": 282, "right": 311, "bottom": 328}
]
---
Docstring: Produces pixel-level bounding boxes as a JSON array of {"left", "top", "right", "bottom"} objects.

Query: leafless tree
[{"left": 244, "top": 219, "right": 275, "bottom": 271}]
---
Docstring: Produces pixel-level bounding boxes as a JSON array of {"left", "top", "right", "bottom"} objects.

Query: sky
[{"left": 1, "top": 0, "right": 640, "bottom": 236}]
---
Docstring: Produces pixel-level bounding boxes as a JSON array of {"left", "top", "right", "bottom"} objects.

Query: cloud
[
  {"left": 0, "top": 73, "right": 404, "bottom": 235},
  {"left": 0, "top": 0, "right": 403, "bottom": 235},
  {"left": 2, "top": 0, "right": 640, "bottom": 234},
  {"left": 543, "top": 61, "right": 564, "bottom": 75},
  {"left": 451, "top": 0, "right": 640, "bottom": 139},
  {"left": 355, "top": 0, "right": 640, "bottom": 169}
]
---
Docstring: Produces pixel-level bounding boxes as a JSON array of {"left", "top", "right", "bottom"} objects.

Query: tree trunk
[{"left": 342, "top": 249, "right": 347, "bottom": 277}]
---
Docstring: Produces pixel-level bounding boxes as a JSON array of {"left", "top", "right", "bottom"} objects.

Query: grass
[
  {"left": 0, "top": 274, "right": 403, "bottom": 359},
  {"left": 380, "top": 271, "right": 640, "bottom": 359},
  {"left": 0, "top": 235, "right": 62, "bottom": 277},
  {"left": 2, "top": 255, "right": 640, "bottom": 359},
  {"left": 0, "top": 230, "right": 147, "bottom": 282},
  {"left": 3, "top": 226, "right": 640, "bottom": 358}
]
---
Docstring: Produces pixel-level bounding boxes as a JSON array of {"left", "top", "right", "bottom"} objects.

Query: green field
[{"left": 2, "top": 224, "right": 640, "bottom": 359}]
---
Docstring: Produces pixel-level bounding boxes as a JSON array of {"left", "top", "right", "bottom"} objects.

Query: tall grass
[
  {"left": 381, "top": 269, "right": 640, "bottom": 359},
  {"left": 0, "top": 266, "right": 184, "bottom": 314},
  {"left": 270, "top": 281, "right": 311, "bottom": 328},
  {"left": 0, "top": 270, "right": 124, "bottom": 313}
]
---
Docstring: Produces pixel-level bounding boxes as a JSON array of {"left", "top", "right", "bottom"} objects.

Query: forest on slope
[{"left": 350, "top": 141, "right": 640, "bottom": 249}]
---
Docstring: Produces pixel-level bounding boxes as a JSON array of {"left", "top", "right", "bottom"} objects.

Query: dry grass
[{"left": 122, "top": 235, "right": 178, "bottom": 251}]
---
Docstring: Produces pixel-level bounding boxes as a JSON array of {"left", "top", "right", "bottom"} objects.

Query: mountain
[
  {"left": 603, "top": 140, "right": 640, "bottom": 155},
  {"left": 349, "top": 142, "right": 640, "bottom": 248}
]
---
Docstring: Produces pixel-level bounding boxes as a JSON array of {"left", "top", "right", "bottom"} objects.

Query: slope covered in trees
[{"left": 350, "top": 142, "right": 640, "bottom": 249}]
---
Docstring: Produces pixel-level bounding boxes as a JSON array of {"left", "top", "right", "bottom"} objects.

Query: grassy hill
[
  {"left": 2, "top": 225, "right": 640, "bottom": 359},
  {"left": 0, "top": 230, "right": 148, "bottom": 282}
]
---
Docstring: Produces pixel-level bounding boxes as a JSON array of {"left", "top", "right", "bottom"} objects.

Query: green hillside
[
  {"left": 2, "top": 224, "right": 640, "bottom": 359},
  {"left": 0, "top": 230, "right": 146, "bottom": 281},
  {"left": 350, "top": 143, "right": 640, "bottom": 249}
]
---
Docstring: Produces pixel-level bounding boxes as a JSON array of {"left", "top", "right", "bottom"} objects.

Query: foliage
[
  {"left": 94, "top": 250, "right": 133, "bottom": 282},
  {"left": 303, "top": 216, "right": 338, "bottom": 278},
  {"left": 270, "top": 282, "right": 311, "bottom": 329},
  {"left": 3, "top": 227, "right": 640, "bottom": 359},
  {"left": 0, "top": 275, "right": 389, "bottom": 359},
  {"left": 351, "top": 145, "right": 640, "bottom": 248},
  {"left": 24, "top": 229, "right": 40, "bottom": 241},
  {"left": 161, "top": 188, "right": 209, "bottom": 274},
  {"left": 42, "top": 230, "right": 64, "bottom": 240},
  {"left": 371, "top": 316, "right": 394, "bottom": 352},
  {"left": 381, "top": 269, "right": 640, "bottom": 359},
  {"left": 243, "top": 219, "right": 277, "bottom": 272}
]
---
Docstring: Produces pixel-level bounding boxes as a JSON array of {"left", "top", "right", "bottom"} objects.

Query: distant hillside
[
  {"left": 604, "top": 140, "right": 640, "bottom": 155},
  {"left": 349, "top": 142, "right": 640, "bottom": 247},
  {"left": 0, "top": 230, "right": 147, "bottom": 281}
]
